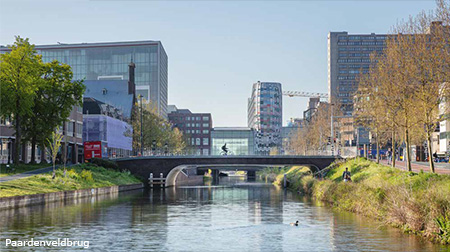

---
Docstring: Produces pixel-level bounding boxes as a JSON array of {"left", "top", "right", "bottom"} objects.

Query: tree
[
  {"left": 0, "top": 37, "right": 41, "bottom": 164},
  {"left": 47, "top": 131, "right": 63, "bottom": 179},
  {"left": 132, "top": 99, "right": 186, "bottom": 155},
  {"left": 22, "top": 60, "right": 85, "bottom": 164},
  {"left": 355, "top": 1, "right": 450, "bottom": 172}
]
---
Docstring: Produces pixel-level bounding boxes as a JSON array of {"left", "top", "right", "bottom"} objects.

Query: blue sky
[{"left": 0, "top": 0, "right": 437, "bottom": 126}]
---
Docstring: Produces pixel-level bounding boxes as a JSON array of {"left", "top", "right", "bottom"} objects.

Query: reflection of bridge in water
[{"left": 115, "top": 155, "right": 339, "bottom": 187}]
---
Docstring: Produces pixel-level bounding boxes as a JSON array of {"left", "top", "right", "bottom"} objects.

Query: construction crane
[{"left": 282, "top": 90, "right": 329, "bottom": 99}]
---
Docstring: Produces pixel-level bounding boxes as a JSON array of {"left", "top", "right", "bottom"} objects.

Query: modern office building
[
  {"left": 168, "top": 105, "right": 212, "bottom": 155},
  {"left": 281, "top": 126, "right": 301, "bottom": 155},
  {"left": 328, "top": 32, "right": 387, "bottom": 115},
  {"left": 8, "top": 40, "right": 168, "bottom": 118},
  {"left": 83, "top": 98, "right": 133, "bottom": 158},
  {"left": 211, "top": 128, "right": 255, "bottom": 155},
  {"left": 248, "top": 81, "right": 283, "bottom": 155},
  {"left": 83, "top": 79, "right": 135, "bottom": 121}
]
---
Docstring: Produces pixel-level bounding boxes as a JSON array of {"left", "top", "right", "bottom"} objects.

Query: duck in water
[{"left": 290, "top": 220, "right": 299, "bottom": 226}]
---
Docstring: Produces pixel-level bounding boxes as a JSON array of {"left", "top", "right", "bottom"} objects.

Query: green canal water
[{"left": 0, "top": 177, "right": 448, "bottom": 251}]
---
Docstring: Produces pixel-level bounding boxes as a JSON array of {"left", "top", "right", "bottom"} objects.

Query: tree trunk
[
  {"left": 376, "top": 130, "right": 380, "bottom": 164},
  {"left": 40, "top": 142, "right": 46, "bottom": 163},
  {"left": 392, "top": 131, "right": 396, "bottom": 168},
  {"left": 405, "top": 129, "right": 412, "bottom": 171},
  {"left": 426, "top": 131, "right": 435, "bottom": 173},
  {"left": 30, "top": 136, "right": 36, "bottom": 164},
  {"left": 14, "top": 101, "right": 21, "bottom": 164}
]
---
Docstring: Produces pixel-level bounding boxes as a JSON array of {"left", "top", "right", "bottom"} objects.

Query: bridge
[{"left": 115, "top": 155, "right": 339, "bottom": 187}]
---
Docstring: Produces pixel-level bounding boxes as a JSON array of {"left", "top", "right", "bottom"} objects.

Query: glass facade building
[
  {"left": 248, "top": 81, "right": 282, "bottom": 155},
  {"left": 31, "top": 41, "right": 168, "bottom": 118},
  {"left": 211, "top": 128, "right": 255, "bottom": 155}
]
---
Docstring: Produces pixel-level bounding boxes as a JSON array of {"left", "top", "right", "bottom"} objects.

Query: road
[{"left": 377, "top": 159, "right": 450, "bottom": 175}]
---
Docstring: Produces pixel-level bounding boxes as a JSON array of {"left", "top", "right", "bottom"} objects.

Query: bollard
[
  {"left": 149, "top": 173, "right": 153, "bottom": 188},
  {"left": 283, "top": 173, "right": 287, "bottom": 188},
  {"left": 160, "top": 173, "right": 164, "bottom": 188}
]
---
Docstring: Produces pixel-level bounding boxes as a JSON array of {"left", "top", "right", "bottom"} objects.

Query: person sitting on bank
[{"left": 342, "top": 168, "right": 352, "bottom": 182}]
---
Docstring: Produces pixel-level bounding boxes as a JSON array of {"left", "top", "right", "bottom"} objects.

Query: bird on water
[{"left": 290, "top": 221, "right": 299, "bottom": 226}]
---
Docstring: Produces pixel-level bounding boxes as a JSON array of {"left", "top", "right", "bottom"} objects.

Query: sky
[{"left": 0, "top": 0, "right": 437, "bottom": 127}]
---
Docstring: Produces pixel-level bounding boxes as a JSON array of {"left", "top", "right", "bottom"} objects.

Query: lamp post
[{"left": 139, "top": 95, "right": 144, "bottom": 156}]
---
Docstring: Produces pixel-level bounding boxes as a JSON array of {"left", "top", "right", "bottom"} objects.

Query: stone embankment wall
[{"left": 0, "top": 183, "right": 143, "bottom": 211}]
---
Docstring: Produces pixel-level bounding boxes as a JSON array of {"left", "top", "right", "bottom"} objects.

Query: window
[
  {"left": 196, "top": 123, "right": 200, "bottom": 127},
  {"left": 203, "top": 116, "right": 209, "bottom": 121},
  {"left": 196, "top": 117, "right": 201, "bottom": 121},
  {"left": 202, "top": 149, "right": 209, "bottom": 155},
  {"left": 187, "top": 123, "right": 191, "bottom": 127},
  {"left": 202, "top": 129, "right": 209, "bottom": 134},
  {"left": 203, "top": 138, "right": 209, "bottom": 145},
  {"left": 203, "top": 123, "right": 209, "bottom": 127},
  {"left": 191, "top": 138, "right": 195, "bottom": 145},
  {"left": 187, "top": 117, "right": 191, "bottom": 121},
  {"left": 196, "top": 138, "right": 201, "bottom": 145}
]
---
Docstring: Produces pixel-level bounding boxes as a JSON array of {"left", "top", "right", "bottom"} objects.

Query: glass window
[
  {"left": 203, "top": 123, "right": 209, "bottom": 127},
  {"left": 203, "top": 130, "right": 209, "bottom": 134},
  {"left": 203, "top": 116, "right": 209, "bottom": 121},
  {"left": 203, "top": 138, "right": 209, "bottom": 145},
  {"left": 196, "top": 138, "right": 201, "bottom": 145},
  {"left": 196, "top": 117, "right": 201, "bottom": 121}
]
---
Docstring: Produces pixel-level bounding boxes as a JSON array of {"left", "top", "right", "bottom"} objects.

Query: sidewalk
[
  {"left": 377, "top": 159, "right": 450, "bottom": 175},
  {"left": 0, "top": 164, "right": 74, "bottom": 183}
]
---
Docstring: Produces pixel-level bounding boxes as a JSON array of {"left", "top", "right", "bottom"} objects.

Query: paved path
[
  {"left": 377, "top": 159, "right": 450, "bottom": 175},
  {"left": 0, "top": 165, "right": 75, "bottom": 183}
]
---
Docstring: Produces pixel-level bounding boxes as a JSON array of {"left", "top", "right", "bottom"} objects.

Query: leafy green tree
[
  {"left": 133, "top": 99, "right": 186, "bottom": 154},
  {"left": 0, "top": 37, "right": 42, "bottom": 164},
  {"left": 22, "top": 60, "right": 85, "bottom": 164}
]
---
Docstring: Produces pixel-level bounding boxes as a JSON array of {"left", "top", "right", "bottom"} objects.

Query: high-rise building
[
  {"left": 168, "top": 105, "right": 212, "bottom": 155},
  {"left": 328, "top": 32, "right": 387, "bottom": 115},
  {"left": 247, "top": 81, "right": 282, "bottom": 155},
  {"left": 13, "top": 40, "right": 168, "bottom": 118}
]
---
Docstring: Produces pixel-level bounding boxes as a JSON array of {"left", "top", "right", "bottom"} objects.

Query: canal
[{"left": 0, "top": 176, "right": 448, "bottom": 251}]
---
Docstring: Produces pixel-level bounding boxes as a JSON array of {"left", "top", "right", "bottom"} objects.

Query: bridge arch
[{"left": 115, "top": 155, "right": 339, "bottom": 187}]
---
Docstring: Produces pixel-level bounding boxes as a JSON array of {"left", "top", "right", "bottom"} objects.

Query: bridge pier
[
  {"left": 212, "top": 169, "right": 220, "bottom": 183},
  {"left": 247, "top": 171, "right": 256, "bottom": 181}
]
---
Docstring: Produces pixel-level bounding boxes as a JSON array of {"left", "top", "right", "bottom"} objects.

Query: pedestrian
[
  {"left": 342, "top": 167, "right": 352, "bottom": 182},
  {"left": 387, "top": 149, "right": 392, "bottom": 165}
]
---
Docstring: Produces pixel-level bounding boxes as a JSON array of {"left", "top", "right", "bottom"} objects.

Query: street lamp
[{"left": 139, "top": 95, "right": 144, "bottom": 156}]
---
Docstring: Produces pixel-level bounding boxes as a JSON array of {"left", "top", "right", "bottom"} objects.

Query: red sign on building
[{"left": 84, "top": 141, "right": 103, "bottom": 160}]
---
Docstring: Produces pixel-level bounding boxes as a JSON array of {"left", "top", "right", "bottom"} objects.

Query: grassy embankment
[
  {"left": 0, "top": 163, "right": 50, "bottom": 178},
  {"left": 0, "top": 162, "right": 140, "bottom": 198},
  {"left": 258, "top": 158, "right": 450, "bottom": 245}
]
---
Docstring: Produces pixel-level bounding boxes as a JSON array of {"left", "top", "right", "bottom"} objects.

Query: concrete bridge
[{"left": 115, "top": 155, "right": 339, "bottom": 187}]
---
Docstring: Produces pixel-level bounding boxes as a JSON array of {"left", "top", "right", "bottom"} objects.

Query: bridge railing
[{"left": 128, "top": 149, "right": 343, "bottom": 158}]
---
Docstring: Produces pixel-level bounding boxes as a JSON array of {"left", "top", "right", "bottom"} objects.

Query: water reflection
[{"left": 0, "top": 177, "right": 448, "bottom": 252}]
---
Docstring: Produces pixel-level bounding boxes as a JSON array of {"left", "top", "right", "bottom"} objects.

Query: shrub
[
  {"left": 66, "top": 169, "right": 79, "bottom": 179},
  {"left": 80, "top": 170, "right": 93, "bottom": 182},
  {"left": 90, "top": 158, "right": 119, "bottom": 171}
]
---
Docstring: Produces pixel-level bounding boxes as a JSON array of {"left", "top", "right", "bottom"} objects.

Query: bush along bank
[
  {"left": 0, "top": 163, "right": 141, "bottom": 198},
  {"left": 259, "top": 158, "right": 450, "bottom": 245}
]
